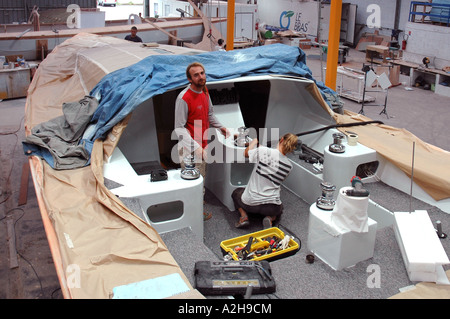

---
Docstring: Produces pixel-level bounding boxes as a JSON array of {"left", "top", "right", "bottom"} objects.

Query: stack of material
[
  {"left": 356, "top": 30, "right": 392, "bottom": 51},
  {"left": 278, "top": 29, "right": 311, "bottom": 49}
]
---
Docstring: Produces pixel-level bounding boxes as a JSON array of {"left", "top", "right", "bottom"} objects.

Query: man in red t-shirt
[{"left": 174, "top": 62, "right": 230, "bottom": 220}]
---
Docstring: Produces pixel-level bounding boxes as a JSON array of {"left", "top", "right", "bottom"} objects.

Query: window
[{"left": 164, "top": 4, "right": 170, "bottom": 17}]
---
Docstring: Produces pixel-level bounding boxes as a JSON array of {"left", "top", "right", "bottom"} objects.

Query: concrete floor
[
  {"left": 0, "top": 97, "right": 62, "bottom": 298},
  {"left": 0, "top": 46, "right": 449, "bottom": 299}
]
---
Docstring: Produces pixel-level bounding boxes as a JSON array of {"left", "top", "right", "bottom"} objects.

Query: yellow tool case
[{"left": 220, "top": 227, "right": 300, "bottom": 262}]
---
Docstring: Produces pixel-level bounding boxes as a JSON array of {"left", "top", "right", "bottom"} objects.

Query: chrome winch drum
[
  {"left": 316, "top": 181, "right": 336, "bottom": 210},
  {"left": 329, "top": 132, "right": 346, "bottom": 153},
  {"left": 180, "top": 154, "right": 200, "bottom": 180},
  {"left": 234, "top": 126, "right": 252, "bottom": 147}
]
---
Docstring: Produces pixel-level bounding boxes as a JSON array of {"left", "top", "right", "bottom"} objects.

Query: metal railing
[{"left": 409, "top": 1, "right": 450, "bottom": 26}]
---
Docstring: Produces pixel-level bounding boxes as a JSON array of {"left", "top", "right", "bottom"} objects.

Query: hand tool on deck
[{"left": 345, "top": 176, "right": 370, "bottom": 197}]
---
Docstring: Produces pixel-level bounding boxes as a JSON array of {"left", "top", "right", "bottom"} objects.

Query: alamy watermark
[
  {"left": 66, "top": 264, "right": 81, "bottom": 289},
  {"left": 366, "top": 264, "right": 381, "bottom": 288},
  {"left": 366, "top": 4, "right": 381, "bottom": 29},
  {"left": 66, "top": 4, "right": 80, "bottom": 29},
  {"left": 172, "top": 126, "right": 282, "bottom": 164}
]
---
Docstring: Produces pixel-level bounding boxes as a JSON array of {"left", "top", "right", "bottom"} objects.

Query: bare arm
[{"left": 244, "top": 138, "right": 258, "bottom": 158}]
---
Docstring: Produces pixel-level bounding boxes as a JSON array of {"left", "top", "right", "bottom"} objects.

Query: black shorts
[{"left": 231, "top": 188, "right": 283, "bottom": 217}]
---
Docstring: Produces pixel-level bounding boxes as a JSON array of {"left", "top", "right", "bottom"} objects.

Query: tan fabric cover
[
  {"left": 26, "top": 33, "right": 205, "bottom": 298},
  {"left": 389, "top": 270, "right": 450, "bottom": 299}
]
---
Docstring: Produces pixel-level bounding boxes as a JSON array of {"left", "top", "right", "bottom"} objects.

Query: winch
[
  {"left": 329, "top": 132, "right": 346, "bottom": 153},
  {"left": 180, "top": 154, "right": 200, "bottom": 180},
  {"left": 316, "top": 181, "right": 336, "bottom": 210},
  {"left": 234, "top": 126, "right": 252, "bottom": 147}
]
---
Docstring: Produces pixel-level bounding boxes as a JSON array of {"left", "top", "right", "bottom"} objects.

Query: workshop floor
[{"left": 0, "top": 46, "right": 449, "bottom": 299}]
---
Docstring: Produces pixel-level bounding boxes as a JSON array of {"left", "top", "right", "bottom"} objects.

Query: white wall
[
  {"left": 150, "top": 0, "right": 192, "bottom": 18},
  {"left": 403, "top": 21, "right": 450, "bottom": 68},
  {"left": 257, "top": 0, "right": 320, "bottom": 37},
  {"left": 342, "top": 0, "right": 412, "bottom": 39},
  {"left": 201, "top": 1, "right": 259, "bottom": 40},
  {"left": 78, "top": 11, "right": 106, "bottom": 28},
  {"left": 257, "top": 0, "right": 419, "bottom": 41}
]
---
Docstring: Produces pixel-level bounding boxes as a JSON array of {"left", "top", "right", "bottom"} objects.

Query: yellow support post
[
  {"left": 325, "top": 0, "right": 342, "bottom": 91},
  {"left": 226, "top": 0, "right": 235, "bottom": 51}
]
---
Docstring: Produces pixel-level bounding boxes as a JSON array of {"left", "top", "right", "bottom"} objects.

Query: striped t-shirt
[{"left": 241, "top": 146, "right": 292, "bottom": 206}]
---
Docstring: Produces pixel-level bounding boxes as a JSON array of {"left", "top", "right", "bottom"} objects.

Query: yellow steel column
[
  {"left": 226, "top": 0, "right": 235, "bottom": 51},
  {"left": 325, "top": 0, "right": 342, "bottom": 91}
]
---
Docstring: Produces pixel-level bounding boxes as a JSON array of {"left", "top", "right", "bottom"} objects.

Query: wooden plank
[
  {"left": 366, "top": 45, "right": 389, "bottom": 53},
  {"left": 183, "top": 0, "right": 225, "bottom": 52},
  {"left": 391, "top": 59, "right": 420, "bottom": 68},
  {"left": 168, "top": 30, "right": 178, "bottom": 46},
  {"left": 18, "top": 161, "right": 30, "bottom": 206},
  {"left": 36, "top": 39, "right": 48, "bottom": 60},
  {"left": 7, "top": 217, "right": 19, "bottom": 269},
  {"left": 144, "top": 18, "right": 183, "bottom": 42},
  {"left": 417, "top": 67, "right": 449, "bottom": 76}
]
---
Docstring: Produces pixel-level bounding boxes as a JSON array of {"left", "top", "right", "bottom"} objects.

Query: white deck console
[
  {"left": 394, "top": 210, "right": 450, "bottom": 284},
  {"left": 307, "top": 203, "right": 377, "bottom": 271}
]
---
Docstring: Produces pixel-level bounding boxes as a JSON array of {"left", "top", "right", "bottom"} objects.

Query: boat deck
[
  {"left": 1, "top": 46, "right": 449, "bottom": 299},
  {"left": 163, "top": 182, "right": 449, "bottom": 299},
  {"left": 105, "top": 152, "right": 449, "bottom": 299}
]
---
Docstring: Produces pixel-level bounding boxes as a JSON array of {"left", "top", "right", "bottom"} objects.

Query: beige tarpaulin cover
[
  {"left": 24, "top": 33, "right": 450, "bottom": 298},
  {"left": 25, "top": 33, "right": 205, "bottom": 298},
  {"left": 389, "top": 270, "right": 450, "bottom": 299}
]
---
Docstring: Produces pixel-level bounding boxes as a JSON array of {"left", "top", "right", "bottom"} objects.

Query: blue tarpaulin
[{"left": 24, "top": 44, "right": 337, "bottom": 169}]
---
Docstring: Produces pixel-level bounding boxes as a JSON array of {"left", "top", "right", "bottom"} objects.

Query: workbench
[
  {"left": 390, "top": 59, "right": 420, "bottom": 82},
  {"left": 365, "top": 45, "right": 390, "bottom": 64},
  {"left": 391, "top": 59, "right": 450, "bottom": 97},
  {"left": 413, "top": 67, "right": 450, "bottom": 97}
]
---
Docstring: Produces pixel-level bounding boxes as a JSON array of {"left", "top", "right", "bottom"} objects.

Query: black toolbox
[{"left": 194, "top": 260, "right": 275, "bottom": 295}]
